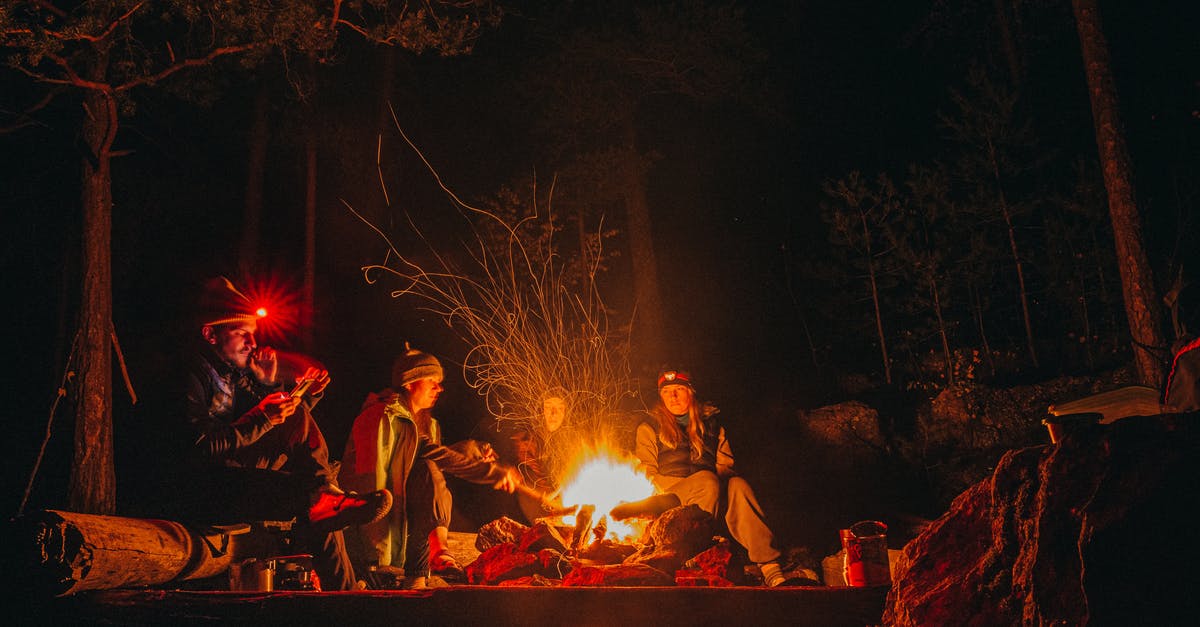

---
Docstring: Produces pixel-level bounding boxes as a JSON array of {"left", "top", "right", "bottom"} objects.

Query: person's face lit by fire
[
  {"left": 543, "top": 396, "right": 566, "bottom": 433},
  {"left": 659, "top": 384, "right": 694, "bottom": 416},
  {"left": 407, "top": 376, "right": 444, "bottom": 413},
  {"left": 203, "top": 321, "right": 257, "bottom": 369}
]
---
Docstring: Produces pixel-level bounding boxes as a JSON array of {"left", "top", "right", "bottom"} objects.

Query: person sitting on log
[
  {"left": 633, "top": 367, "right": 792, "bottom": 587},
  {"left": 341, "top": 344, "right": 522, "bottom": 589},
  {"left": 168, "top": 276, "right": 392, "bottom": 591}
]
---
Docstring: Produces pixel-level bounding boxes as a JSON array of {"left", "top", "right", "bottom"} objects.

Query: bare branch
[
  {"left": 45, "top": 1, "right": 144, "bottom": 43},
  {"left": 349, "top": 121, "right": 634, "bottom": 439},
  {"left": 116, "top": 42, "right": 267, "bottom": 92},
  {"left": 0, "top": 88, "right": 60, "bottom": 134}
]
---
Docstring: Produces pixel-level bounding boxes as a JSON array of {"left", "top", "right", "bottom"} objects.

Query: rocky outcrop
[{"left": 885, "top": 415, "right": 1200, "bottom": 625}]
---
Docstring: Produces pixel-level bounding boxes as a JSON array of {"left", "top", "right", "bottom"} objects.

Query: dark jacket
[{"left": 182, "top": 344, "right": 281, "bottom": 463}]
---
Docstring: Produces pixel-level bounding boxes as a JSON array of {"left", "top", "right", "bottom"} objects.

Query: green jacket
[{"left": 341, "top": 392, "right": 508, "bottom": 566}]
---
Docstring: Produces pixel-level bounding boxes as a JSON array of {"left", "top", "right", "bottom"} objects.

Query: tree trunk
[
  {"left": 930, "top": 274, "right": 954, "bottom": 386},
  {"left": 14, "top": 509, "right": 237, "bottom": 596},
  {"left": 991, "top": 0, "right": 1025, "bottom": 89},
  {"left": 69, "top": 77, "right": 117, "bottom": 515},
  {"left": 971, "top": 283, "right": 997, "bottom": 376},
  {"left": 1072, "top": 0, "right": 1166, "bottom": 387},
  {"left": 861, "top": 212, "right": 893, "bottom": 384},
  {"left": 989, "top": 141, "right": 1039, "bottom": 368},
  {"left": 239, "top": 85, "right": 270, "bottom": 277},
  {"left": 621, "top": 121, "right": 664, "bottom": 367}
]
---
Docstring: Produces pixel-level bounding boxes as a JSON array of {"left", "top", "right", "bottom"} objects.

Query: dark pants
[
  {"left": 401, "top": 458, "right": 453, "bottom": 577},
  {"left": 169, "top": 406, "right": 355, "bottom": 589}
]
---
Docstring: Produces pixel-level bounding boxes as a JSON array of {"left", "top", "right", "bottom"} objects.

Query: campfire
[
  {"left": 467, "top": 443, "right": 746, "bottom": 587},
  {"left": 555, "top": 445, "right": 655, "bottom": 541}
]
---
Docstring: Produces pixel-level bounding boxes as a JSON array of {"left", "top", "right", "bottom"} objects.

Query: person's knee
[
  {"left": 691, "top": 470, "right": 720, "bottom": 513},
  {"left": 726, "top": 476, "right": 751, "bottom": 497}
]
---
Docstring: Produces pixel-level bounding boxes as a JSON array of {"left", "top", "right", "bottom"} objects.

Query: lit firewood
[{"left": 569, "top": 505, "right": 596, "bottom": 552}]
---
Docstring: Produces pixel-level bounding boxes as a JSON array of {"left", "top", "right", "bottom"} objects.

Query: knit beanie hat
[
  {"left": 197, "top": 276, "right": 261, "bottom": 327},
  {"left": 392, "top": 343, "right": 444, "bottom": 388},
  {"left": 657, "top": 369, "right": 694, "bottom": 391}
]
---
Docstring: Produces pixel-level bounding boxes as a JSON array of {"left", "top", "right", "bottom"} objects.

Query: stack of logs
[{"left": 465, "top": 504, "right": 746, "bottom": 587}]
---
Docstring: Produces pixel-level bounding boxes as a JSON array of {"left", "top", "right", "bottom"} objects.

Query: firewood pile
[{"left": 465, "top": 504, "right": 749, "bottom": 587}]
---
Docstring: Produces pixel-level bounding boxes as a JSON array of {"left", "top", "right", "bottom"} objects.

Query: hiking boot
[{"left": 307, "top": 489, "right": 391, "bottom": 534}]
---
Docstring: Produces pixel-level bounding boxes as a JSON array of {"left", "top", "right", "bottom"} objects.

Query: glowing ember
[{"left": 558, "top": 446, "right": 655, "bottom": 541}]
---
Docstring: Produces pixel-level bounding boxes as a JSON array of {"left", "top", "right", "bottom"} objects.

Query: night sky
[{"left": 3, "top": 1, "right": 1198, "bottom": 544}]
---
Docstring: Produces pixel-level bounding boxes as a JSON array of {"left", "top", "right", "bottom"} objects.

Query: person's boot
[{"left": 307, "top": 488, "right": 392, "bottom": 535}]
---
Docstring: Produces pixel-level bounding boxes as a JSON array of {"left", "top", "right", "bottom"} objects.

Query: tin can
[{"left": 840, "top": 520, "right": 890, "bottom": 586}]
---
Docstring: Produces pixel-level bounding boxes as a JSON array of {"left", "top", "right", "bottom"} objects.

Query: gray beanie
[{"left": 392, "top": 343, "right": 443, "bottom": 388}]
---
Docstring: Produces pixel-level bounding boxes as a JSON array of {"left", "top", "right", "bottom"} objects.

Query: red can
[{"left": 841, "top": 520, "right": 890, "bottom": 586}]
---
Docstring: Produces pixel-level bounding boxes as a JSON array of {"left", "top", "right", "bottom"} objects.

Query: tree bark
[
  {"left": 860, "top": 212, "right": 892, "bottom": 384},
  {"left": 621, "top": 120, "right": 664, "bottom": 366},
  {"left": 69, "top": 67, "right": 117, "bottom": 515},
  {"left": 1072, "top": 0, "right": 1166, "bottom": 387},
  {"left": 15, "top": 509, "right": 237, "bottom": 597}
]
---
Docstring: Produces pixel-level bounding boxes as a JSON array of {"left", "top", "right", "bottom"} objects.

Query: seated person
[
  {"left": 169, "top": 276, "right": 391, "bottom": 591},
  {"left": 509, "top": 388, "right": 586, "bottom": 523},
  {"left": 634, "top": 367, "right": 790, "bottom": 587},
  {"left": 341, "top": 344, "right": 521, "bottom": 589},
  {"left": 355, "top": 376, "right": 498, "bottom": 580}
]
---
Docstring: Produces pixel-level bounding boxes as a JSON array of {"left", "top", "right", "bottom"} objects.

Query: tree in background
[
  {"left": 1, "top": 0, "right": 499, "bottom": 515},
  {"left": 941, "top": 68, "right": 1043, "bottom": 369},
  {"left": 823, "top": 171, "right": 901, "bottom": 384},
  {"left": 889, "top": 164, "right": 964, "bottom": 387},
  {"left": 1072, "top": 0, "right": 1166, "bottom": 387},
  {"left": 514, "top": 0, "right": 769, "bottom": 369}
]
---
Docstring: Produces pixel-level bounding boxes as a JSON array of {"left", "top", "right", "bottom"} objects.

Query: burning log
[
  {"left": 10, "top": 509, "right": 239, "bottom": 596},
  {"left": 577, "top": 539, "right": 637, "bottom": 564},
  {"left": 569, "top": 505, "right": 596, "bottom": 552}
]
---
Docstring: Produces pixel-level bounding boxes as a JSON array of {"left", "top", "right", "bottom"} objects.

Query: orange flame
[{"left": 558, "top": 444, "right": 655, "bottom": 541}]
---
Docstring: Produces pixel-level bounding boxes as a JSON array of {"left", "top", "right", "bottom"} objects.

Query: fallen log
[{"left": 10, "top": 509, "right": 243, "bottom": 597}]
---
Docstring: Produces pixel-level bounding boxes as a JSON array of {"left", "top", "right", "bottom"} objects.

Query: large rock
[
  {"left": 885, "top": 415, "right": 1200, "bottom": 625},
  {"left": 475, "top": 517, "right": 530, "bottom": 552},
  {"left": 799, "top": 401, "right": 884, "bottom": 451}
]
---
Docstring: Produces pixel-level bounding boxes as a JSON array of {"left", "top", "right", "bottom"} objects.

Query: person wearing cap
[
  {"left": 341, "top": 344, "right": 522, "bottom": 589},
  {"left": 170, "top": 277, "right": 392, "bottom": 591},
  {"left": 634, "top": 368, "right": 792, "bottom": 587}
]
